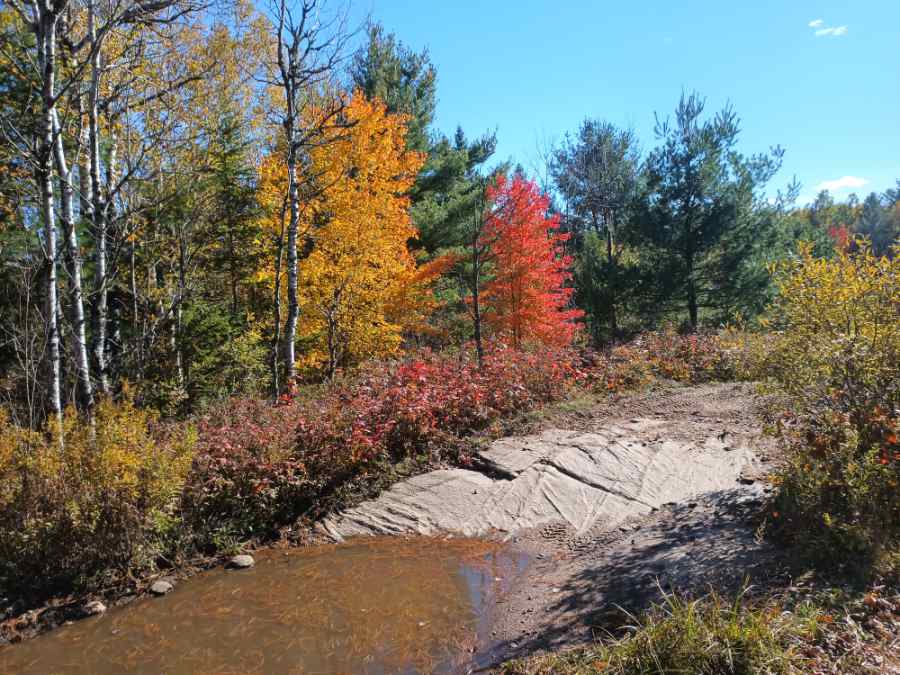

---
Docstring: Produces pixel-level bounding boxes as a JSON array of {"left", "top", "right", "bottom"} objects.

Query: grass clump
[{"left": 501, "top": 590, "right": 818, "bottom": 675}]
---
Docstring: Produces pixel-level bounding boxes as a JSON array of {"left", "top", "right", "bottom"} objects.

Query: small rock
[
  {"left": 149, "top": 580, "right": 173, "bottom": 596},
  {"left": 83, "top": 600, "right": 107, "bottom": 616},
  {"left": 228, "top": 554, "right": 255, "bottom": 569},
  {"left": 738, "top": 477, "right": 755, "bottom": 485}
]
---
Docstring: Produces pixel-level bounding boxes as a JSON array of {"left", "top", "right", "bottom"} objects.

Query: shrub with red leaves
[
  {"left": 319, "top": 343, "right": 581, "bottom": 461},
  {"left": 183, "top": 398, "right": 311, "bottom": 546},
  {"left": 575, "top": 328, "right": 735, "bottom": 392}
]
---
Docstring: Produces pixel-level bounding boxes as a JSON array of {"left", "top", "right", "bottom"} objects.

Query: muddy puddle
[{"left": 0, "top": 537, "right": 529, "bottom": 674}]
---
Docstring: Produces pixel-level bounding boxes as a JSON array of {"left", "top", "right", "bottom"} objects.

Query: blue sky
[{"left": 349, "top": 0, "right": 900, "bottom": 205}]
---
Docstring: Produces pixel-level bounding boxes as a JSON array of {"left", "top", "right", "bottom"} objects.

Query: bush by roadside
[
  {"left": 0, "top": 395, "right": 195, "bottom": 594},
  {"left": 760, "top": 242, "right": 899, "bottom": 570}
]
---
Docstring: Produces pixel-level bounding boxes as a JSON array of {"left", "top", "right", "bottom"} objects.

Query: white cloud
[
  {"left": 812, "top": 23, "right": 848, "bottom": 37},
  {"left": 808, "top": 19, "right": 824, "bottom": 28},
  {"left": 815, "top": 176, "right": 868, "bottom": 192}
]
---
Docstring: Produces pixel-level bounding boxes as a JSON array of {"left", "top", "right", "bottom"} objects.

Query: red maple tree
[
  {"left": 827, "top": 224, "right": 851, "bottom": 252},
  {"left": 480, "top": 173, "right": 583, "bottom": 348}
]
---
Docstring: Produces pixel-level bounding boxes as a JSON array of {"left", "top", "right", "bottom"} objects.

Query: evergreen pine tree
[{"left": 635, "top": 92, "right": 783, "bottom": 329}]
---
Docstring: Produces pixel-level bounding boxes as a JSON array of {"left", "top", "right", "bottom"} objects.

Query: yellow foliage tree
[
  {"left": 254, "top": 93, "right": 433, "bottom": 379},
  {"left": 297, "top": 93, "right": 428, "bottom": 377}
]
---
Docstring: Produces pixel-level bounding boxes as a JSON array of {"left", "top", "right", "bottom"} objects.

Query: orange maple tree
[{"left": 480, "top": 173, "right": 583, "bottom": 348}]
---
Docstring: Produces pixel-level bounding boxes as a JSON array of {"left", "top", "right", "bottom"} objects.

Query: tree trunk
[
  {"left": 270, "top": 198, "right": 287, "bottom": 397},
  {"left": 87, "top": 8, "right": 110, "bottom": 396},
  {"left": 130, "top": 238, "right": 140, "bottom": 377},
  {"left": 106, "top": 288, "right": 121, "bottom": 384},
  {"left": 605, "top": 225, "right": 618, "bottom": 337},
  {"left": 283, "top": 141, "right": 300, "bottom": 385},
  {"left": 39, "top": 148, "right": 63, "bottom": 424},
  {"left": 686, "top": 248, "right": 698, "bottom": 331},
  {"left": 52, "top": 110, "right": 94, "bottom": 410},
  {"left": 228, "top": 228, "right": 238, "bottom": 315},
  {"left": 471, "top": 213, "right": 484, "bottom": 367},
  {"left": 687, "top": 280, "right": 698, "bottom": 330},
  {"left": 77, "top": 95, "right": 92, "bottom": 220},
  {"left": 173, "top": 227, "right": 186, "bottom": 390},
  {"left": 326, "top": 305, "right": 338, "bottom": 382},
  {"left": 37, "top": 12, "right": 63, "bottom": 425}
]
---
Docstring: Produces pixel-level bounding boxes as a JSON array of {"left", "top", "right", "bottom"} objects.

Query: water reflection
[{"left": 1, "top": 537, "right": 529, "bottom": 674}]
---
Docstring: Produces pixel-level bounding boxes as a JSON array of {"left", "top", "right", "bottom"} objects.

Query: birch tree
[
  {"left": 1, "top": 0, "right": 202, "bottom": 419},
  {"left": 262, "top": 0, "right": 349, "bottom": 388},
  {"left": 5, "top": 0, "right": 68, "bottom": 422}
]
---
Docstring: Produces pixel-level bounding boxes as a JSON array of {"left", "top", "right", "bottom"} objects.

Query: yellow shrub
[
  {"left": 764, "top": 241, "right": 900, "bottom": 396},
  {"left": 0, "top": 409, "right": 43, "bottom": 508},
  {"left": 760, "top": 241, "right": 900, "bottom": 562},
  {"left": 0, "top": 395, "right": 196, "bottom": 590}
]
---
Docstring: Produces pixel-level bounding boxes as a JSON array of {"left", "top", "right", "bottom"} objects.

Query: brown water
[{"left": 0, "top": 537, "right": 529, "bottom": 674}]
